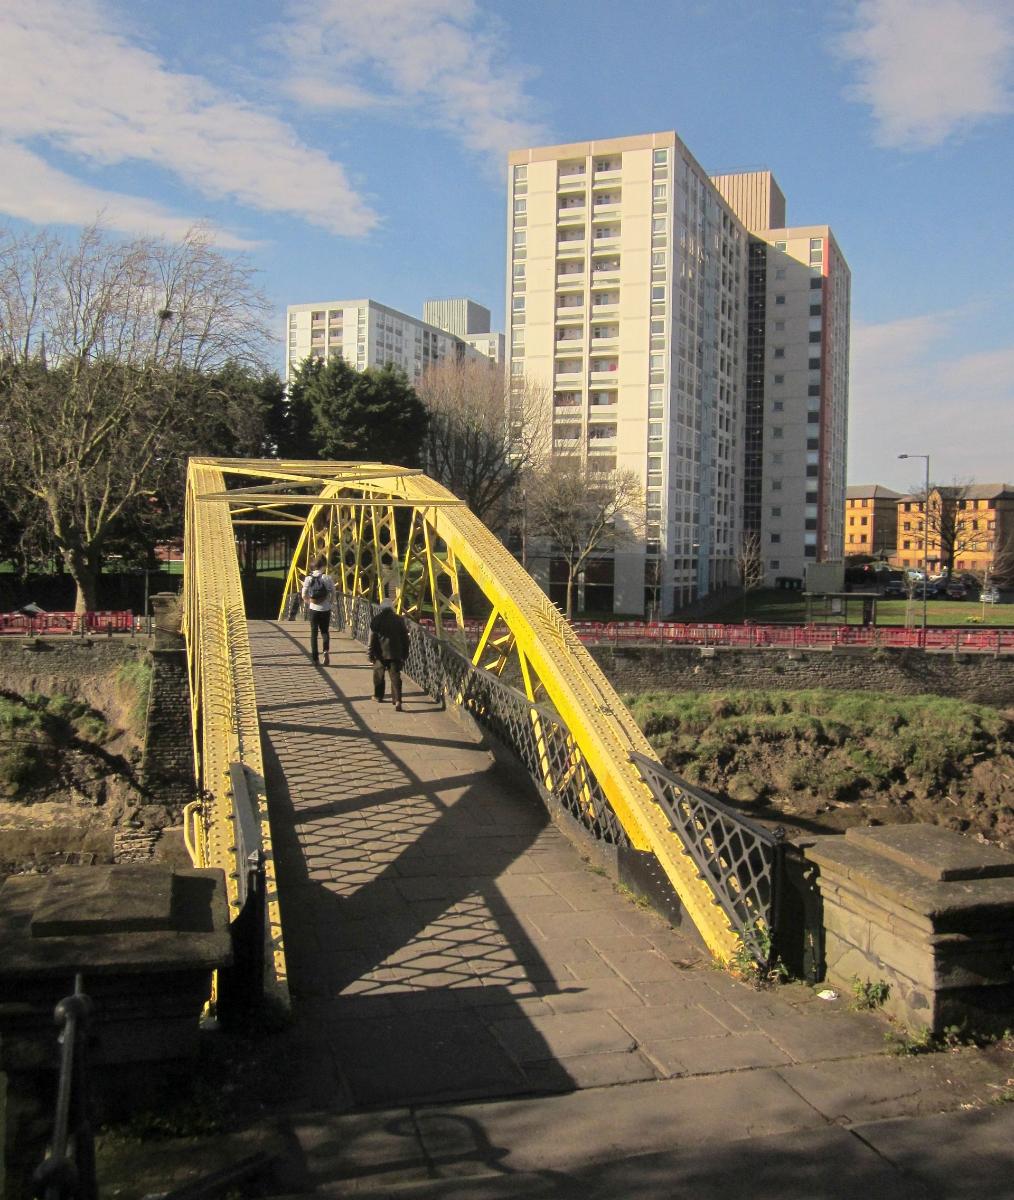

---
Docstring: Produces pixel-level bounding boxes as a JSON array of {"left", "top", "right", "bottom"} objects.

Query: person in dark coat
[{"left": 368, "top": 599, "right": 410, "bottom": 709}]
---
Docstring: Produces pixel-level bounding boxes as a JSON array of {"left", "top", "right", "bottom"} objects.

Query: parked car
[
  {"left": 982, "top": 587, "right": 1001, "bottom": 604},
  {"left": 945, "top": 582, "right": 968, "bottom": 600}
]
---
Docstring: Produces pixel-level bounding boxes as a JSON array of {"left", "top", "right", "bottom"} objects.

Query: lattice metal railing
[
  {"left": 629, "top": 751, "right": 785, "bottom": 963},
  {"left": 343, "top": 596, "right": 629, "bottom": 847}
]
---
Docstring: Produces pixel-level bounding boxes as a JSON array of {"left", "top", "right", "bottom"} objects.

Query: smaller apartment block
[
  {"left": 845, "top": 485, "right": 901, "bottom": 557},
  {"left": 285, "top": 297, "right": 499, "bottom": 384}
]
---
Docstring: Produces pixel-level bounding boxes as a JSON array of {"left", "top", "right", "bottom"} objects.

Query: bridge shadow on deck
[{"left": 251, "top": 621, "right": 607, "bottom": 1108}]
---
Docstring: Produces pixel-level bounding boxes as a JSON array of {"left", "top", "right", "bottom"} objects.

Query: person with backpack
[
  {"left": 301, "top": 554, "right": 336, "bottom": 665},
  {"left": 368, "top": 599, "right": 410, "bottom": 710}
]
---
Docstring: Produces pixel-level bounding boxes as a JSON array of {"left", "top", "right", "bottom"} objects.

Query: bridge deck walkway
[{"left": 249, "top": 619, "right": 889, "bottom": 1111}]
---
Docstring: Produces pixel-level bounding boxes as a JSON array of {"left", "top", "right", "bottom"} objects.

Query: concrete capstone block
[{"left": 805, "top": 825, "right": 1014, "bottom": 1034}]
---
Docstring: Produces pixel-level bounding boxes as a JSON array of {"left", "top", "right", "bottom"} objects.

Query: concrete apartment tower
[
  {"left": 424, "top": 298, "right": 506, "bottom": 365},
  {"left": 713, "top": 172, "right": 850, "bottom": 584},
  {"left": 507, "top": 132, "right": 748, "bottom": 615},
  {"left": 506, "top": 133, "right": 850, "bottom": 615}
]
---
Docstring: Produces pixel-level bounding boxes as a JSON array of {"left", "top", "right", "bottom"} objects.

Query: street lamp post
[{"left": 898, "top": 453, "right": 930, "bottom": 644}]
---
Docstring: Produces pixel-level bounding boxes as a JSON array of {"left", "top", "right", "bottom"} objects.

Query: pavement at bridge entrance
[{"left": 246, "top": 619, "right": 1014, "bottom": 1199}]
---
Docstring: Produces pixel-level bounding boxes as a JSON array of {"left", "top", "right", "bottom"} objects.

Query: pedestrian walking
[
  {"left": 301, "top": 555, "right": 336, "bottom": 665},
  {"left": 368, "top": 599, "right": 410, "bottom": 709}
]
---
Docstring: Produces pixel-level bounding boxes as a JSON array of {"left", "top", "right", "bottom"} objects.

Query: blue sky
[{"left": 1, "top": 0, "right": 1011, "bottom": 489}]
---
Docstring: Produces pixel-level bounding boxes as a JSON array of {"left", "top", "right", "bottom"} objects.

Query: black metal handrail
[
  {"left": 34, "top": 975, "right": 97, "bottom": 1200},
  {"left": 629, "top": 751, "right": 785, "bottom": 963}
]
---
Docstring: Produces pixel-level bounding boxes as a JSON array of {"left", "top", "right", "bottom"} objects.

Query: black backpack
[{"left": 305, "top": 573, "right": 328, "bottom": 602}]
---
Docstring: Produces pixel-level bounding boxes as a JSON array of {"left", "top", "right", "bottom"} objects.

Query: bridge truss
[{"left": 184, "top": 458, "right": 783, "bottom": 992}]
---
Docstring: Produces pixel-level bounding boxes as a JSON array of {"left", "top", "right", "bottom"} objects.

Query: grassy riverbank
[{"left": 627, "top": 689, "right": 1014, "bottom": 848}]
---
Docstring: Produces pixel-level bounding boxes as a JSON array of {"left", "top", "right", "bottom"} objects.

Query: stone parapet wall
[
  {"left": 589, "top": 643, "right": 1014, "bottom": 706},
  {"left": 805, "top": 826, "right": 1014, "bottom": 1034}
]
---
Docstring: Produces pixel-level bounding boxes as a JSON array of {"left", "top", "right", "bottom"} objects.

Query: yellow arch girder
[{"left": 184, "top": 458, "right": 739, "bottom": 970}]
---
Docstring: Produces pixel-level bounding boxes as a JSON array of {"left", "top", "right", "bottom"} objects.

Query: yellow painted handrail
[{"left": 182, "top": 799, "right": 205, "bottom": 866}]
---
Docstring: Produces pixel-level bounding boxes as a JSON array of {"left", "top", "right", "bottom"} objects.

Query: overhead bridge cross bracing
[{"left": 184, "top": 458, "right": 781, "bottom": 992}]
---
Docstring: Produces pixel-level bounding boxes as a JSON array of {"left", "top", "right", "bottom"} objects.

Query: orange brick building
[
  {"left": 894, "top": 484, "right": 1014, "bottom": 578},
  {"left": 844, "top": 485, "right": 900, "bottom": 558}
]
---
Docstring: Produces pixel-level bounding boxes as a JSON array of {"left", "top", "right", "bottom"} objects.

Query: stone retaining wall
[
  {"left": 140, "top": 648, "right": 195, "bottom": 812},
  {"left": 589, "top": 643, "right": 1014, "bottom": 706},
  {"left": 0, "top": 635, "right": 144, "bottom": 702}
]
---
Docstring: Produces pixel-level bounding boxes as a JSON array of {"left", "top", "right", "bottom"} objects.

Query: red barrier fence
[
  {"left": 412, "top": 613, "right": 1012, "bottom": 654},
  {"left": 0, "top": 610, "right": 135, "bottom": 635},
  {"left": 570, "top": 620, "right": 1014, "bottom": 654}
]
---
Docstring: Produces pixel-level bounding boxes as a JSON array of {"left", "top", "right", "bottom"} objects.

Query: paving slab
[
  {"left": 853, "top": 1105, "right": 1014, "bottom": 1199},
  {"left": 776, "top": 1047, "right": 1014, "bottom": 1124},
  {"left": 541, "top": 976, "right": 644, "bottom": 1014},
  {"left": 647, "top": 1030, "right": 793, "bottom": 1077},
  {"left": 569, "top": 1124, "right": 932, "bottom": 1200},
  {"left": 289, "top": 1107, "right": 429, "bottom": 1192},
  {"left": 521, "top": 1050, "right": 659, "bottom": 1092},
  {"left": 759, "top": 1011, "right": 892, "bottom": 1061},
  {"left": 412, "top": 1070, "right": 826, "bottom": 1176},
  {"left": 489, "top": 1010, "right": 636, "bottom": 1061},
  {"left": 609, "top": 1002, "right": 729, "bottom": 1043}
]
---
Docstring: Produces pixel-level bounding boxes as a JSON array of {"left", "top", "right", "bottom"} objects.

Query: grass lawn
[{"left": 706, "top": 588, "right": 1014, "bottom": 628}]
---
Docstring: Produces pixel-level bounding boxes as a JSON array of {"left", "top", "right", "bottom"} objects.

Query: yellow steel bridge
[{"left": 184, "top": 458, "right": 780, "bottom": 997}]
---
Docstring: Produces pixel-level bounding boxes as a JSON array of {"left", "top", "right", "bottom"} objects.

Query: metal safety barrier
[
  {"left": 0, "top": 610, "right": 135, "bottom": 636},
  {"left": 571, "top": 620, "right": 1014, "bottom": 654},
  {"left": 33, "top": 975, "right": 97, "bottom": 1200},
  {"left": 629, "top": 752, "right": 785, "bottom": 964}
]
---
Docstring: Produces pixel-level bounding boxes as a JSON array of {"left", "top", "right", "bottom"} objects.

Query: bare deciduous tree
[
  {"left": 736, "top": 531, "right": 765, "bottom": 617},
  {"left": 980, "top": 534, "right": 1014, "bottom": 592},
  {"left": 0, "top": 223, "right": 271, "bottom": 612},
  {"left": 416, "top": 358, "right": 549, "bottom": 528},
  {"left": 904, "top": 481, "right": 993, "bottom": 577},
  {"left": 527, "top": 461, "right": 643, "bottom": 619}
]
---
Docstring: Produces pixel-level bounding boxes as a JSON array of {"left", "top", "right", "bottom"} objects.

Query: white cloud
[
  {"left": 0, "top": 142, "right": 257, "bottom": 250},
  {"left": 0, "top": 0, "right": 378, "bottom": 241},
  {"left": 849, "top": 311, "right": 1014, "bottom": 486},
  {"left": 280, "top": 0, "right": 544, "bottom": 164},
  {"left": 838, "top": 0, "right": 1014, "bottom": 147}
]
